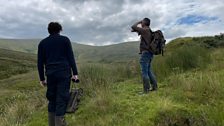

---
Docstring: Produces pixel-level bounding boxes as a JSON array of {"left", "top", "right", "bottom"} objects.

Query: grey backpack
[
  {"left": 150, "top": 30, "right": 166, "bottom": 55},
  {"left": 66, "top": 81, "right": 83, "bottom": 113}
]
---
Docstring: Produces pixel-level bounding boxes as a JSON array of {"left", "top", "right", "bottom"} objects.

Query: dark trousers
[{"left": 46, "top": 69, "right": 71, "bottom": 116}]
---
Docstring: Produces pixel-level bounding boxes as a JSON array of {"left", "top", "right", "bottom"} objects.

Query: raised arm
[{"left": 131, "top": 21, "right": 144, "bottom": 34}]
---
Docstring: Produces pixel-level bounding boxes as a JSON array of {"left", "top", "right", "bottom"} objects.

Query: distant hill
[
  {"left": 0, "top": 39, "right": 40, "bottom": 53},
  {"left": 0, "top": 48, "right": 36, "bottom": 80},
  {"left": 0, "top": 34, "right": 224, "bottom": 63},
  {"left": 0, "top": 39, "right": 139, "bottom": 63}
]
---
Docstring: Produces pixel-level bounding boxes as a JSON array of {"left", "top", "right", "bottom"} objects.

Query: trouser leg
[
  {"left": 54, "top": 71, "right": 71, "bottom": 116},
  {"left": 54, "top": 71, "right": 70, "bottom": 126},
  {"left": 46, "top": 75, "right": 57, "bottom": 126},
  {"left": 144, "top": 52, "right": 157, "bottom": 90},
  {"left": 148, "top": 63, "right": 157, "bottom": 90},
  {"left": 140, "top": 55, "right": 150, "bottom": 93},
  {"left": 55, "top": 77, "right": 70, "bottom": 116},
  {"left": 46, "top": 75, "right": 57, "bottom": 113},
  {"left": 142, "top": 76, "right": 150, "bottom": 93}
]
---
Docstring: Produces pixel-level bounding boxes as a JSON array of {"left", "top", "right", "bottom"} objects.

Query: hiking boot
[
  {"left": 150, "top": 87, "right": 157, "bottom": 91},
  {"left": 144, "top": 89, "right": 150, "bottom": 94},
  {"left": 48, "top": 112, "right": 55, "bottom": 126},
  {"left": 55, "top": 116, "right": 67, "bottom": 126},
  {"left": 142, "top": 77, "right": 150, "bottom": 93},
  {"left": 138, "top": 91, "right": 148, "bottom": 96}
]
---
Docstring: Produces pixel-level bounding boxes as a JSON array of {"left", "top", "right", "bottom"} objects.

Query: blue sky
[
  {"left": 178, "top": 15, "right": 218, "bottom": 25},
  {"left": 0, "top": 0, "right": 223, "bottom": 45}
]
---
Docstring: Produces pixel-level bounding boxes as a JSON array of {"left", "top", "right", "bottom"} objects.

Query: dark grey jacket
[{"left": 132, "top": 23, "right": 153, "bottom": 53}]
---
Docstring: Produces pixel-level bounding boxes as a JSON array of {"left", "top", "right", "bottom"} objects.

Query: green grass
[
  {"left": 1, "top": 61, "right": 224, "bottom": 126},
  {"left": 4, "top": 68, "right": 221, "bottom": 126},
  {"left": 0, "top": 35, "right": 224, "bottom": 126},
  {"left": 0, "top": 48, "right": 36, "bottom": 80}
]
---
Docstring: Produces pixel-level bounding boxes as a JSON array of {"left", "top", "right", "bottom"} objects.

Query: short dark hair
[
  {"left": 48, "top": 22, "right": 62, "bottom": 34},
  {"left": 143, "top": 18, "right": 150, "bottom": 26}
]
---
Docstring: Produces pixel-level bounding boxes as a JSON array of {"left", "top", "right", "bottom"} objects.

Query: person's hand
[
  {"left": 40, "top": 80, "right": 47, "bottom": 87},
  {"left": 138, "top": 20, "right": 142, "bottom": 24},
  {"left": 71, "top": 75, "right": 79, "bottom": 83},
  {"left": 72, "top": 75, "right": 78, "bottom": 80}
]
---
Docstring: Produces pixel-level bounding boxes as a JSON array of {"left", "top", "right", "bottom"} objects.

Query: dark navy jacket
[{"left": 37, "top": 34, "right": 78, "bottom": 81}]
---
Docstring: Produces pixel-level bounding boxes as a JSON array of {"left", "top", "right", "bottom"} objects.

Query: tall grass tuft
[
  {"left": 78, "top": 63, "right": 136, "bottom": 96},
  {"left": 0, "top": 90, "right": 47, "bottom": 126},
  {"left": 152, "top": 45, "right": 211, "bottom": 82},
  {"left": 166, "top": 45, "right": 210, "bottom": 71}
]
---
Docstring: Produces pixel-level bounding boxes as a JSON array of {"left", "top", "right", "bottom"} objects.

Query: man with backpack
[
  {"left": 37, "top": 22, "right": 78, "bottom": 126},
  {"left": 131, "top": 18, "right": 158, "bottom": 93}
]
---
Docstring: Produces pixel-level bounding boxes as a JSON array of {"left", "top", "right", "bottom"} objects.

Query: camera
[
  {"left": 131, "top": 29, "right": 136, "bottom": 32},
  {"left": 72, "top": 78, "right": 80, "bottom": 83}
]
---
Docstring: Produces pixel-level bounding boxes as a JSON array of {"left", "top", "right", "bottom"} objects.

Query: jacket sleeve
[
  {"left": 131, "top": 21, "right": 144, "bottom": 35},
  {"left": 37, "top": 43, "right": 45, "bottom": 81},
  {"left": 66, "top": 38, "right": 78, "bottom": 75}
]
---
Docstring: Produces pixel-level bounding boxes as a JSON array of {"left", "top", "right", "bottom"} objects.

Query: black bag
[
  {"left": 150, "top": 30, "right": 166, "bottom": 56},
  {"left": 66, "top": 80, "right": 83, "bottom": 113}
]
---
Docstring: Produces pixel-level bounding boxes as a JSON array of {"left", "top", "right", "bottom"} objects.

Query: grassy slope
[
  {"left": 0, "top": 48, "right": 36, "bottom": 80},
  {"left": 1, "top": 56, "right": 223, "bottom": 126},
  {"left": 0, "top": 39, "right": 139, "bottom": 63},
  {"left": 0, "top": 39, "right": 40, "bottom": 53},
  {"left": 0, "top": 49, "right": 41, "bottom": 126},
  {"left": 76, "top": 42, "right": 139, "bottom": 63},
  {"left": 0, "top": 35, "right": 224, "bottom": 126}
]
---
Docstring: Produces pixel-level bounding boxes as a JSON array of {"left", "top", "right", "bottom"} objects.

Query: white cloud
[{"left": 0, "top": 0, "right": 223, "bottom": 45}]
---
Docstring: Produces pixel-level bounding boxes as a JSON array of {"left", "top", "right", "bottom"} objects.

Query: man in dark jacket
[
  {"left": 37, "top": 22, "right": 78, "bottom": 126},
  {"left": 131, "top": 18, "right": 157, "bottom": 93}
]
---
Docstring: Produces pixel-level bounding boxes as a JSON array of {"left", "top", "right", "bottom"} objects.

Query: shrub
[{"left": 165, "top": 45, "right": 211, "bottom": 72}]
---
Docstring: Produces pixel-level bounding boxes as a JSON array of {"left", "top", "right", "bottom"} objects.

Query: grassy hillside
[
  {"left": 0, "top": 48, "right": 36, "bottom": 80},
  {"left": 0, "top": 39, "right": 139, "bottom": 63},
  {"left": 0, "top": 39, "right": 40, "bottom": 53},
  {"left": 0, "top": 34, "right": 224, "bottom": 126}
]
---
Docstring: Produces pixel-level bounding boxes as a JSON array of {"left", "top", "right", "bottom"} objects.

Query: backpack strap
[{"left": 150, "top": 29, "right": 154, "bottom": 41}]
